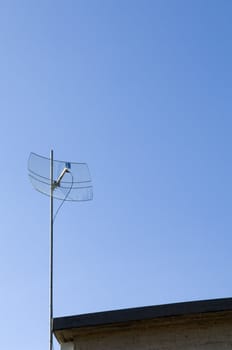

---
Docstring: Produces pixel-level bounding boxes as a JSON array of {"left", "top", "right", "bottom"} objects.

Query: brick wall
[{"left": 68, "top": 313, "right": 232, "bottom": 350}]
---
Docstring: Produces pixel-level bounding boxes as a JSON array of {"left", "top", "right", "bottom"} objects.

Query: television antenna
[{"left": 28, "top": 150, "right": 93, "bottom": 350}]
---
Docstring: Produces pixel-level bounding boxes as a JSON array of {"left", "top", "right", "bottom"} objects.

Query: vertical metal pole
[{"left": 50, "top": 150, "right": 54, "bottom": 350}]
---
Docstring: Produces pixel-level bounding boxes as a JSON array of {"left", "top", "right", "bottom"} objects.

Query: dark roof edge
[{"left": 53, "top": 297, "right": 232, "bottom": 332}]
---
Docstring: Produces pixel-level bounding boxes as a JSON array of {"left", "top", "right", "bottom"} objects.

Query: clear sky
[{"left": 0, "top": 1, "right": 232, "bottom": 349}]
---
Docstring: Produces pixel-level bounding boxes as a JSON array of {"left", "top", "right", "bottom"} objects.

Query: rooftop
[{"left": 54, "top": 297, "right": 232, "bottom": 343}]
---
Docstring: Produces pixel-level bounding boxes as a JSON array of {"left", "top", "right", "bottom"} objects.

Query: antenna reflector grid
[{"left": 28, "top": 152, "right": 93, "bottom": 201}]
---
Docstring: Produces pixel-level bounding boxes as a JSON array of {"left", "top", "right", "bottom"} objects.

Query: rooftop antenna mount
[{"left": 28, "top": 150, "right": 93, "bottom": 350}]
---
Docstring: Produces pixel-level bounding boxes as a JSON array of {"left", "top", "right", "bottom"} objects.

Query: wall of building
[{"left": 61, "top": 313, "right": 232, "bottom": 350}]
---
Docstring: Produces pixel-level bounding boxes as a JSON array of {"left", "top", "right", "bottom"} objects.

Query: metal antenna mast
[
  {"left": 28, "top": 150, "right": 93, "bottom": 350},
  {"left": 50, "top": 149, "right": 54, "bottom": 350}
]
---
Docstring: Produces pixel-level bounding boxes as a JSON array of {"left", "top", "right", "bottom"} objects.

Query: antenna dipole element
[{"left": 50, "top": 149, "right": 54, "bottom": 350}]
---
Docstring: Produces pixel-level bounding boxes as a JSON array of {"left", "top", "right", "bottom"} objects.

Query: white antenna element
[{"left": 28, "top": 150, "right": 93, "bottom": 350}]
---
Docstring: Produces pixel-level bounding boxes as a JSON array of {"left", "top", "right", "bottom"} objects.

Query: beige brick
[{"left": 72, "top": 312, "right": 232, "bottom": 350}]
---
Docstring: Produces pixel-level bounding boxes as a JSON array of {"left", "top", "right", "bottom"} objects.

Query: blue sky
[{"left": 0, "top": 1, "right": 232, "bottom": 349}]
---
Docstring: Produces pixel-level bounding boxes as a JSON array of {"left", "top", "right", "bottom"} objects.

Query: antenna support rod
[
  {"left": 54, "top": 167, "right": 70, "bottom": 188},
  {"left": 50, "top": 150, "right": 54, "bottom": 350}
]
